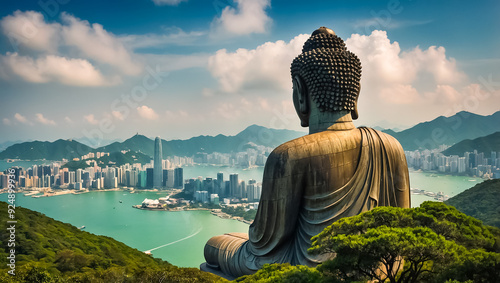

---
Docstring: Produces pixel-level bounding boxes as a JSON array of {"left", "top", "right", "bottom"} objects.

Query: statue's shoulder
[{"left": 359, "top": 127, "right": 405, "bottom": 153}]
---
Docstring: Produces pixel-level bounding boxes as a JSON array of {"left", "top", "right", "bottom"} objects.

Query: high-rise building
[
  {"left": 146, "top": 168, "right": 154, "bottom": 188},
  {"left": 229, "top": 173, "right": 238, "bottom": 198},
  {"left": 154, "top": 137, "right": 163, "bottom": 188},
  {"left": 217, "top": 172, "right": 224, "bottom": 195},
  {"left": 174, "top": 167, "right": 183, "bottom": 188}
]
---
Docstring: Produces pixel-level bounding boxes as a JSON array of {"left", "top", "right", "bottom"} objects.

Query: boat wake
[{"left": 144, "top": 226, "right": 202, "bottom": 253}]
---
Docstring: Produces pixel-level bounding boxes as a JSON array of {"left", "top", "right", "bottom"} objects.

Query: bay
[{"left": 0, "top": 191, "right": 249, "bottom": 268}]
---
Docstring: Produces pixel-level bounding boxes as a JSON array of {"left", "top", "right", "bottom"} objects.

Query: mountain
[
  {"left": 97, "top": 134, "right": 155, "bottom": 156},
  {"left": 62, "top": 150, "right": 152, "bottom": 170},
  {"left": 0, "top": 139, "right": 94, "bottom": 160},
  {"left": 96, "top": 125, "right": 306, "bottom": 158},
  {"left": 0, "top": 125, "right": 306, "bottom": 161},
  {"left": 384, "top": 111, "right": 500, "bottom": 151},
  {"left": 0, "top": 201, "right": 223, "bottom": 282},
  {"left": 441, "top": 131, "right": 500, "bottom": 156},
  {"left": 445, "top": 179, "right": 500, "bottom": 228}
]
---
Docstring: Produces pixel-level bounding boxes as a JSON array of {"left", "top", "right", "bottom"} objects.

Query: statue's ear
[
  {"left": 293, "top": 75, "right": 309, "bottom": 115},
  {"left": 293, "top": 75, "right": 310, "bottom": 127},
  {"left": 351, "top": 85, "right": 360, "bottom": 120}
]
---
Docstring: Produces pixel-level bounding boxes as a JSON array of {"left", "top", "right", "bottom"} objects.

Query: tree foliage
[
  {"left": 236, "top": 263, "right": 321, "bottom": 283},
  {"left": 309, "top": 202, "right": 500, "bottom": 283},
  {"left": 445, "top": 179, "right": 500, "bottom": 228}
]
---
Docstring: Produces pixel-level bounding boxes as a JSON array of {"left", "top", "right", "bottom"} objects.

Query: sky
[{"left": 0, "top": 0, "right": 499, "bottom": 147}]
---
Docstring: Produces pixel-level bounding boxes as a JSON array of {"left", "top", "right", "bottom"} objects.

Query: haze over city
[{"left": 0, "top": 0, "right": 499, "bottom": 145}]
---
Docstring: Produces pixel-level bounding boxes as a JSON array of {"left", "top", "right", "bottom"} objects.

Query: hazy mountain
[
  {"left": 384, "top": 111, "right": 500, "bottom": 151},
  {"left": 3, "top": 110, "right": 499, "bottom": 160},
  {"left": 0, "top": 125, "right": 306, "bottom": 160},
  {"left": 441, "top": 132, "right": 500, "bottom": 156},
  {"left": 95, "top": 124, "right": 306, "bottom": 158},
  {"left": 0, "top": 139, "right": 94, "bottom": 160}
]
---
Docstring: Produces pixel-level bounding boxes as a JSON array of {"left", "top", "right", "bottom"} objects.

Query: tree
[
  {"left": 236, "top": 263, "right": 321, "bottom": 283},
  {"left": 309, "top": 202, "right": 500, "bottom": 283},
  {"left": 311, "top": 225, "right": 461, "bottom": 283}
]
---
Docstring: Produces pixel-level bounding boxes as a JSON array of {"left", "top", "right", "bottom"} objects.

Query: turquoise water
[
  {"left": 0, "top": 162, "right": 483, "bottom": 267},
  {"left": 409, "top": 170, "right": 482, "bottom": 207},
  {"left": 0, "top": 191, "right": 248, "bottom": 268}
]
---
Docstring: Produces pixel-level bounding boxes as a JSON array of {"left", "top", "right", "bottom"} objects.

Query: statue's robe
[{"left": 204, "top": 127, "right": 410, "bottom": 278}]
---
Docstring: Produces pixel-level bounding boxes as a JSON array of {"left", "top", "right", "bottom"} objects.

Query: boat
[
  {"left": 119, "top": 200, "right": 123, "bottom": 203},
  {"left": 78, "top": 226, "right": 86, "bottom": 230}
]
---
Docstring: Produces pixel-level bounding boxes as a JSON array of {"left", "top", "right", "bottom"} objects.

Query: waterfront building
[
  {"left": 229, "top": 173, "right": 238, "bottom": 198},
  {"left": 154, "top": 137, "right": 163, "bottom": 188},
  {"left": 146, "top": 168, "right": 154, "bottom": 188},
  {"left": 174, "top": 167, "right": 183, "bottom": 188},
  {"left": 166, "top": 169, "right": 175, "bottom": 188},
  {"left": 210, "top": 194, "right": 219, "bottom": 205}
]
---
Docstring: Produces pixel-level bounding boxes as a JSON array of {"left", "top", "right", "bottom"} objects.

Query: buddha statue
[{"left": 201, "top": 27, "right": 410, "bottom": 279}]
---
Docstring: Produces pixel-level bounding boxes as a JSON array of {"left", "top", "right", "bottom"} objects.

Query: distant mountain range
[
  {"left": 442, "top": 131, "right": 500, "bottom": 156},
  {"left": 0, "top": 125, "right": 306, "bottom": 161},
  {"left": 1, "top": 111, "right": 499, "bottom": 161},
  {"left": 383, "top": 111, "right": 500, "bottom": 151}
]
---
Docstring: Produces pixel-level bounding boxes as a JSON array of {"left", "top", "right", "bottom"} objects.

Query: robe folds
[{"left": 204, "top": 127, "right": 410, "bottom": 278}]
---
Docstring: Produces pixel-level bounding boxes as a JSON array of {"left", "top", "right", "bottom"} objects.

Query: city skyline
[{"left": 0, "top": 0, "right": 499, "bottom": 144}]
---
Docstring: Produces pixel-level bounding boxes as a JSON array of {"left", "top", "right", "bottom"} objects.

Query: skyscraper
[
  {"left": 174, "top": 167, "right": 183, "bottom": 188},
  {"left": 154, "top": 137, "right": 163, "bottom": 188},
  {"left": 229, "top": 173, "right": 238, "bottom": 198}
]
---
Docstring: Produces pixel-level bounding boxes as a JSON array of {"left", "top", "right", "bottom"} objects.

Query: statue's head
[{"left": 291, "top": 27, "right": 362, "bottom": 127}]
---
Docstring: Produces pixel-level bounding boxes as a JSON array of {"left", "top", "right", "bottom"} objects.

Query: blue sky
[{"left": 0, "top": 0, "right": 499, "bottom": 146}]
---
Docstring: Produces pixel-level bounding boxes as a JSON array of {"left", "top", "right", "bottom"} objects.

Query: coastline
[{"left": 132, "top": 205, "right": 253, "bottom": 225}]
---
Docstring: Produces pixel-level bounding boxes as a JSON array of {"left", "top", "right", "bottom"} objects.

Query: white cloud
[
  {"left": 112, "top": 111, "right": 125, "bottom": 121},
  {"left": 137, "top": 105, "right": 159, "bottom": 120},
  {"left": 61, "top": 13, "right": 141, "bottom": 76},
  {"left": 1, "top": 53, "right": 116, "bottom": 86},
  {"left": 0, "top": 11, "right": 141, "bottom": 86},
  {"left": 0, "top": 10, "right": 60, "bottom": 52},
  {"left": 211, "top": 0, "right": 272, "bottom": 36},
  {"left": 35, "top": 113, "right": 56, "bottom": 125},
  {"left": 345, "top": 30, "right": 466, "bottom": 104},
  {"left": 152, "top": 0, "right": 187, "bottom": 6},
  {"left": 207, "top": 33, "right": 309, "bottom": 93},
  {"left": 2, "top": 118, "right": 11, "bottom": 125},
  {"left": 14, "top": 113, "right": 32, "bottom": 125},
  {"left": 84, "top": 114, "right": 99, "bottom": 125},
  {"left": 64, "top": 116, "right": 73, "bottom": 123}
]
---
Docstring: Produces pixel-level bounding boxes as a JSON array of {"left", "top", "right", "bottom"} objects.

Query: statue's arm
[
  {"left": 248, "top": 144, "right": 304, "bottom": 253},
  {"left": 392, "top": 140, "right": 411, "bottom": 208}
]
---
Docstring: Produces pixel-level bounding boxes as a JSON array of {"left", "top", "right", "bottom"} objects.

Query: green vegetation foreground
[
  {"left": 0, "top": 201, "right": 225, "bottom": 283},
  {"left": 1, "top": 201, "right": 499, "bottom": 282},
  {"left": 238, "top": 202, "right": 500, "bottom": 283}
]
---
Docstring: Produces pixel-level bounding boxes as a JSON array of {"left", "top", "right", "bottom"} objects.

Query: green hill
[
  {"left": 0, "top": 201, "right": 224, "bottom": 282},
  {"left": 386, "top": 111, "right": 500, "bottom": 150},
  {"left": 97, "top": 125, "right": 306, "bottom": 158},
  {"left": 0, "top": 125, "right": 306, "bottom": 161},
  {"left": 442, "top": 131, "right": 500, "bottom": 156},
  {"left": 445, "top": 179, "right": 500, "bottom": 228},
  {"left": 0, "top": 139, "right": 94, "bottom": 161}
]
